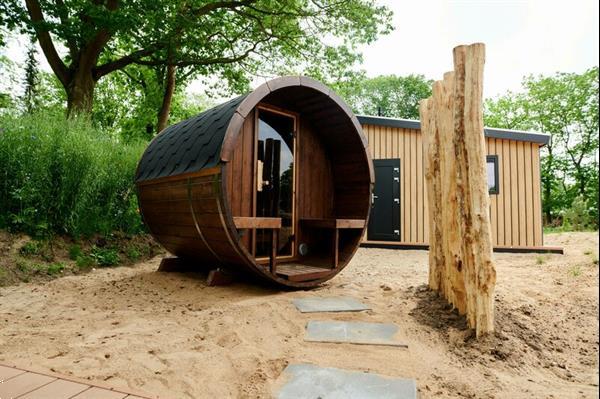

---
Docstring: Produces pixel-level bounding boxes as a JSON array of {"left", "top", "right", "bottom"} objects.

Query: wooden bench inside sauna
[{"left": 135, "top": 76, "right": 373, "bottom": 288}]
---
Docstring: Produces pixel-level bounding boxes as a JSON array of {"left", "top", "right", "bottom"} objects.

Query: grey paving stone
[
  {"left": 274, "top": 363, "right": 417, "bottom": 399},
  {"left": 304, "top": 320, "right": 408, "bottom": 347},
  {"left": 292, "top": 297, "right": 371, "bottom": 313}
]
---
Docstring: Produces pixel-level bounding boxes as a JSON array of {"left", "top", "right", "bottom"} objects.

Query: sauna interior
[{"left": 136, "top": 76, "right": 373, "bottom": 287}]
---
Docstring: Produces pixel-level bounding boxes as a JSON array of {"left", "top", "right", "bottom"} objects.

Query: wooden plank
[
  {"left": 509, "top": 140, "right": 519, "bottom": 246},
  {"left": 496, "top": 140, "right": 506, "bottom": 246},
  {"left": 488, "top": 139, "right": 498, "bottom": 245},
  {"left": 300, "top": 218, "right": 365, "bottom": 229},
  {"left": 524, "top": 142, "right": 534, "bottom": 246},
  {"left": 276, "top": 264, "right": 332, "bottom": 281},
  {"left": 136, "top": 166, "right": 220, "bottom": 186},
  {"left": 0, "top": 372, "right": 55, "bottom": 398},
  {"left": 19, "top": 378, "right": 89, "bottom": 399},
  {"left": 72, "top": 387, "right": 128, "bottom": 399},
  {"left": 517, "top": 141, "right": 527, "bottom": 247},
  {"left": 503, "top": 139, "right": 512, "bottom": 246},
  {"left": 233, "top": 217, "right": 282, "bottom": 229},
  {"left": 416, "top": 131, "right": 424, "bottom": 243},
  {"left": 270, "top": 230, "right": 277, "bottom": 273},
  {"left": 532, "top": 144, "right": 543, "bottom": 246},
  {"left": 0, "top": 364, "right": 26, "bottom": 381},
  {"left": 410, "top": 129, "right": 417, "bottom": 243}
]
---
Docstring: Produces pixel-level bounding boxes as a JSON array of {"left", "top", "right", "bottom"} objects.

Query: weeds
[
  {"left": 0, "top": 112, "right": 146, "bottom": 238},
  {"left": 90, "top": 246, "right": 120, "bottom": 266},
  {"left": 536, "top": 255, "right": 546, "bottom": 265}
]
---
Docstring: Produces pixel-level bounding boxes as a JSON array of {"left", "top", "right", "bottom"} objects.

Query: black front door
[{"left": 368, "top": 159, "right": 400, "bottom": 241}]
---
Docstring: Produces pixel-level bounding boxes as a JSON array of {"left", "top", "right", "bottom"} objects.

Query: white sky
[
  {"left": 358, "top": 0, "right": 599, "bottom": 98},
  {"left": 2, "top": 0, "right": 598, "bottom": 99}
]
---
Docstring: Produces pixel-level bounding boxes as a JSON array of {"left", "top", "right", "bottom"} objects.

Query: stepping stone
[
  {"left": 304, "top": 320, "right": 408, "bottom": 347},
  {"left": 292, "top": 297, "right": 370, "bottom": 313},
  {"left": 273, "top": 363, "right": 417, "bottom": 399}
]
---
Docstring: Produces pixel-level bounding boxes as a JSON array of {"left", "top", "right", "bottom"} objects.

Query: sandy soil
[{"left": 0, "top": 232, "right": 598, "bottom": 398}]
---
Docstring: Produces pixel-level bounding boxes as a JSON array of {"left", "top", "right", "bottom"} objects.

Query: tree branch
[
  {"left": 25, "top": 0, "right": 70, "bottom": 87},
  {"left": 93, "top": 48, "right": 157, "bottom": 79}
]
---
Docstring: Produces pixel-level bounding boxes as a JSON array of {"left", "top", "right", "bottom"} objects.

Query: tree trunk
[
  {"left": 157, "top": 65, "right": 176, "bottom": 133},
  {"left": 66, "top": 68, "right": 96, "bottom": 116}
]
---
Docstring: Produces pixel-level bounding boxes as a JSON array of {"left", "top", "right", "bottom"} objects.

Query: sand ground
[{"left": 0, "top": 232, "right": 598, "bottom": 398}]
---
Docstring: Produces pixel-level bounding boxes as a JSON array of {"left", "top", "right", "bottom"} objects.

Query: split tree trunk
[{"left": 419, "top": 43, "right": 496, "bottom": 337}]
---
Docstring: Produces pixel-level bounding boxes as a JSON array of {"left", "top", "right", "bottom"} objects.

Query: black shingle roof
[{"left": 136, "top": 94, "right": 248, "bottom": 182}]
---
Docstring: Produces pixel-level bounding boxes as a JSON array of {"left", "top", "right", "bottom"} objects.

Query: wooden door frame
[{"left": 253, "top": 103, "right": 299, "bottom": 262}]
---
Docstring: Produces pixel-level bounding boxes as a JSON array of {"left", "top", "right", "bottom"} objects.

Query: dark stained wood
[
  {"left": 276, "top": 264, "right": 332, "bottom": 281},
  {"left": 234, "top": 217, "right": 282, "bottom": 229},
  {"left": 137, "top": 76, "right": 372, "bottom": 288}
]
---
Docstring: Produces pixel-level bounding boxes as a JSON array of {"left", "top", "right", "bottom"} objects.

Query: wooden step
[{"left": 276, "top": 264, "right": 332, "bottom": 282}]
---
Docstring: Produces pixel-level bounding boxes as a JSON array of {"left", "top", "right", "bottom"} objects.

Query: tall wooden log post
[{"left": 419, "top": 43, "right": 496, "bottom": 337}]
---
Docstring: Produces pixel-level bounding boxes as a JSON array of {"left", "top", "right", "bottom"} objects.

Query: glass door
[{"left": 255, "top": 107, "right": 296, "bottom": 258}]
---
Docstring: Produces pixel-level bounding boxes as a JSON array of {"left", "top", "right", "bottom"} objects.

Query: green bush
[
  {"left": 0, "top": 112, "right": 146, "bottom": 237},
  {"left": 90, "top": 246, "right": 120, "bottom": 266},
  {"left": 563, "top": 195, "right": 598, "bottom": 231},
  {"left": 19, "top": 241, "right": 41, "bottom": 256},
  {"left": 68, "top": 244, "right": 83, "bottom": 260}
]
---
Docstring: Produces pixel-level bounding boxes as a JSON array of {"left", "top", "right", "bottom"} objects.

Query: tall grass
[{"left": 0, "top": 113, "right": 146, "bottom": 237}]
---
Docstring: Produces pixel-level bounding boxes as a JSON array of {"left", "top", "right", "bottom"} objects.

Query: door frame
[
  {"left": 253, "top": 104, "right": 299, "bottom": 261},
  {"left": 368, "top": 158, "right": 401, "bottom": 242}
]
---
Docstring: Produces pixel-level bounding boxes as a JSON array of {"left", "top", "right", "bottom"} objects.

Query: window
[{"left": 486, "top": 155, "right": 499, "bottom": 195}]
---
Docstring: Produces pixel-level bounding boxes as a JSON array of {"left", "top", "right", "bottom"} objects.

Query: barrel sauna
[{"left": 135, "top": 76, "right": 373, "bottom": 288}]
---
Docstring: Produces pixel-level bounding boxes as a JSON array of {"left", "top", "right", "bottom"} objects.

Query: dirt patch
[
  {"left": 0, "top": 231, "right": 163, "bottom": 286},
  {"left": 0, "top": 232, "right": 598, "bottom": 398}
]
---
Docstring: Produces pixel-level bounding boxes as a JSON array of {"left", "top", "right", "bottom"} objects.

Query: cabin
[
  {"left": 358, "top": 115, "right": 558, "bottom": 253},
  {"left": 135, "top": 76, "right": 372, "bottom": 288}
]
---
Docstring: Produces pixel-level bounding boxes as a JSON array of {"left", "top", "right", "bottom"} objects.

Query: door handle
[
  {"left": 394, "top": 198, "right": 399, "bottom": 203},
  {"left": 394, "top": 177, "right": 399, "bottom": 182}
]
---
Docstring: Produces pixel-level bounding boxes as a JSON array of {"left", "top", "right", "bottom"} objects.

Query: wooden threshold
[
  {"left": 275, "top": 264, "right": 332, "bottom": 282},
  {"left": 361, "top": 241, "right": 564, "bottom": 254},
  {"left": 300, "top": 218, "right": 365, "bottom": 229}
]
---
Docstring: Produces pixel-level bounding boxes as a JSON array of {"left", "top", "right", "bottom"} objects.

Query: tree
[
  {"left": 485, "top": 67, "right": 599, "bottom": 226},
  {"left": 1, "top": 0, "right": 392, "bottom": 117},
  {"left": 21, "top": 39, "right": 40, "bottom": 113},
  {"left": 333, "top": 73, "right": 433, "bottom": 119}
]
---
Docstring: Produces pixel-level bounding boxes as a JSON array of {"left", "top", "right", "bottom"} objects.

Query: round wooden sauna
[{"left": 135, "top": 76, "right": 373, "bottom": 287}]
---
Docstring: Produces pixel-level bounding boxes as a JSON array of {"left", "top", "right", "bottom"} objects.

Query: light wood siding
[{"left": 362, "top": 124, "right": 544, "bottom": 248}]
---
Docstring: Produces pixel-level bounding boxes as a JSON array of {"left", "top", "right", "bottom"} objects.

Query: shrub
[
  {"left": 46, "top": 262, "right": 65, "bottom": 275},
  {"left": 0, "top": 112, "right": 146, "bottom": 238},
  {"left": 68, "top": 244, "right": 83, "bottom": 260},
  {"left": 90, "top": 246, "right": 120, "bottom": 266},
  {"left": 76, "top": 255, "right": 95, "bottom": 269},
  {"left": 19, "top": 241, "right": 40, "bottom": 256},
  {"left": 563, "top": 195, "right": 598, "bottom": 231}
]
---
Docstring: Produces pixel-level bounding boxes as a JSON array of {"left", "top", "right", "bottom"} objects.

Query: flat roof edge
[{"left": 357, "top": 115, "right": 550, "bottom": 145}]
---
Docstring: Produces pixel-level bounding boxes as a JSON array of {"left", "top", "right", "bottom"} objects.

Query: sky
[
  {"left": 357, "top": 0, "right": 599, "bottom": 98},
  {"left": 2, "top": 0, "right": 598, "bottom": 100}
]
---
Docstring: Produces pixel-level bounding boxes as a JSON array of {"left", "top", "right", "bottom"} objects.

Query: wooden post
[{"left": 420, "top": 43, "right": 496, "bottom": 337}]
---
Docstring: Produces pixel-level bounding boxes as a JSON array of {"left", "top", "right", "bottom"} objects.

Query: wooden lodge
[
  {"left": 358, "top": 115, "right": 558, "bottom": 253},
  {"left": 136, "top": 77, "right": 372, "bottom": 287}
]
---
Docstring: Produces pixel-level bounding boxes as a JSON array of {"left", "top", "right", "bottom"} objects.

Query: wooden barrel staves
[{"left": 135, "top": 76, "right": 373, "bottom": 288}]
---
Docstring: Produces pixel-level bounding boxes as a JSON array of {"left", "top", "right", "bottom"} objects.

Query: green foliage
[
  {"left": 90, "top": 246, "right": 120, "bottom": 267},
  {"left": 333, "top": 73, "right": 433, "bottom": 119},
  {"left": 485, "top": 68, "right": 599, "bottom": 229},
  {"left": 563, "top": 196, "right": 597, "bottom": 231},
  {"left": 46, "top": 262, "right": 65, "bottom": 275},
  {"left": 0, "top": 112, "right": 146, "bottom": 237},
  {"left": 125, "top": 245, "right": 141, "bottom": 261},
  {"left": 68, "top": 244, "right": 83, "bottom": 260},
  {"left": 1, "top": 0, "right": 392, "bottom": 115},
  {"left": 76, "top": 255, "right": 95, "bottom": 269},
  {"left": 19, "top": 241, "right": 41, "bottom": 256}
]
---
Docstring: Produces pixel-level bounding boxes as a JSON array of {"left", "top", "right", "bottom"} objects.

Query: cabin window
[
  {"left": 487, "top": 155, "right": 499, "bottom": 195},
  {"left": 255, "top": 108, "right": 295, "bottom": 257}
]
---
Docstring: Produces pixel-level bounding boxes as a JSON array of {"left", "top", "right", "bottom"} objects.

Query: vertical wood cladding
[{"left": 362, "top": 124, "right": 543, "bottom": 247}]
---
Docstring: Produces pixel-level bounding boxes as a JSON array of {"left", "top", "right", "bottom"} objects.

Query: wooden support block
[{"left": 206, "top": 268, "right": 235, "bottom": 286}]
